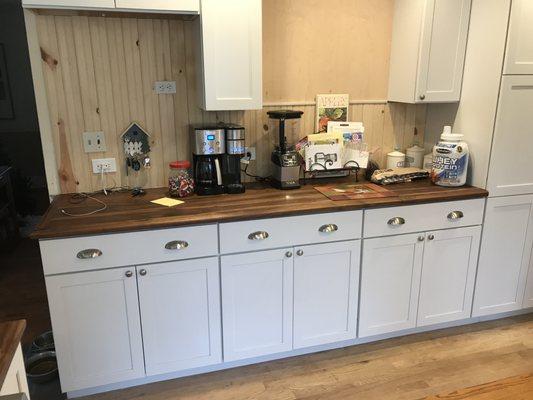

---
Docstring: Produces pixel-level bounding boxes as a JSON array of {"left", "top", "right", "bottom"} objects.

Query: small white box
[{"left": 305, "top": 143, "right": 342, "bottom": 171}]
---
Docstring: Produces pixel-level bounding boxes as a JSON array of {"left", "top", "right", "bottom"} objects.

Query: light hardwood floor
[{"left": 84, "top": 314, "right": 533, "bottom": 400}]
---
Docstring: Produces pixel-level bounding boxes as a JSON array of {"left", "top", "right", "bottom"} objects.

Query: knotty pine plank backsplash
[{"left": 36, "top": 14, "right": 426, "bottom": 194}]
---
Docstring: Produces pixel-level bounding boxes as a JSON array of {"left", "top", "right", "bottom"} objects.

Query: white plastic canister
[{"left": 431, "top": 126, "right": 469, "bottom": 186}]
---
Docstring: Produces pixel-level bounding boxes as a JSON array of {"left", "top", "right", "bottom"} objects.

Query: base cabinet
[
  {"left": 137, "top": 258, "right": 221, "bottom": 376},
  {"left": 473, "top": 196, "right": 533, "bottom": 316},
  {"left": 293, "top": 241, "right": 360, "bottom": 349},
  {"left": 45, "top": 267, "right": 145, "bottom": 392}
]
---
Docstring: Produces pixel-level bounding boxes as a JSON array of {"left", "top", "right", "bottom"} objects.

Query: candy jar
[{"left": 168, "top": 161, "right": 194, "bottom": 198}]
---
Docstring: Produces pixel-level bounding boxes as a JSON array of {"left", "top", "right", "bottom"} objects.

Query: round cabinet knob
[
  {"left": 285, "top": 251, "right": 293, "bottom": 258},
  {"left": 139, "top": 269, "right": 147, "bottom": 276},
  {"left": 428, "top": 234, "right": 435, "bottom": 241},
  {"left": 419, "top": 94, "right": 426, "bottom": 100},
  {"left": 125, "top": 270, "right": 133, "bottom": 278},
  {"left": 417, "top": 236, "right": 425, "bottom": 242},
  {"left": 296, "top": 250, "right": 304, "bottom": 256}
]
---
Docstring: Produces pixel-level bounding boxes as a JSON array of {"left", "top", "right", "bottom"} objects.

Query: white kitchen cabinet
[
  {"left": 504, "top": 0, "right": 533, "bottom": 75},
  {"left": 197, "top": 0, "right": 262, "bottom": 110},
  {"left": 293, "top": 241, "right": 360, "bottom": 349},
  {"left": 137, "top": 258, "right": 221, "bottom": 376},
  {"left": 523, "top": 259, "right": 533, "bottom": 309},
  {"left": 388, "top": 0, "right": 471, "bottom": 103},
  {"left": 359, "top": 234, "right": 424, "bottom": 337},
  {"left": 0, "top": 344, "right": 30, "bottom": 398},
  {"left": 22, "top": 0, "right": 115, "bottom": 9},
  {"left": 417, "top": 226, "right": 480, "bottom": 326},
  {"left": 45, "top": 267, "right": 145, "bottom": 392},
  {"left": 473, "top": 196, "right": 533, "bottom": 316},
  {"left": 486, "top": 76, "right": 533, "bottom": 197},
  {"left": 114, "top": 0, "right": 199, "bottom": 13},
  {"left": 221, "top": 248, "right": 293, "bottom": 361}
]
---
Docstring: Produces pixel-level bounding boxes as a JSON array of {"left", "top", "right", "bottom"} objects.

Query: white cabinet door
[
  {"left": 504, "top": 0, "right": 533, "bottom": 74},
  {"left": 45, "top": 268, "right": 145, "bottom": 392},
  {"left": 523, "top": 258, "right": 533, "bottom": 309},
  {"left": 473, "top": 196, "right": 533, "bottom": 316},
  {"left": 0, "top": 344, "right": 30, "bottom": 398},
  {"left": 417, "top": 0, "right": 471, "bottom": 102},
  {"left": 137, "top": 258, "right": 221, "bottom": 376},
  {"left": 359, "top": 234, "right": 424, "bottom": 337},
  {"left": 221, "top": 248, "right": 293, "bottom": 361},
  {"left": 487, "top": 76, "right": 533, "bottom": 196},
  {"left": 417, "top": 226, "right": 481, "bottom": 326},
  {"left": 22, "top": 0, "right": 115, "bottom": 9},
  {"left": 199, "top": 0, "right": 262, "bottom": 110},
  {"left": 293, "top": 241, "right": 360, "bottom": 349},
  {"left": 115, "top": 0, "right": 199, "bottom": 13}
]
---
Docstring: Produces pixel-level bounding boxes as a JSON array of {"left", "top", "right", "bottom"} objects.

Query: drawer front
[
  {"left": 40, "top": 224, "right": 218, "bottom": 275},
  {"left": 219, "top": 211, "right": 362, "bottom": 254},
  {"left": 363, "top": 199, "right": 485, "bottom": 238}
]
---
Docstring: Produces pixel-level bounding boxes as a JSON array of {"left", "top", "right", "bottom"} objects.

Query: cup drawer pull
[
  {"left": 387, "top": 217, "right": 405, "bottom": 226},
  {"left": 447, "top": 211, "right": 464, "bottom": 220},
  {"left": 319, "top": 224, "right": 338, "bottom": 233},
  {"left": 248, "top": 231, "right": 269, "bottom": 240},
  {"left": 77, "top": 249, "right": 103, "bottom": 259},
  {"left": 165, "top": 240, "right": 189, "bottom": 250}
]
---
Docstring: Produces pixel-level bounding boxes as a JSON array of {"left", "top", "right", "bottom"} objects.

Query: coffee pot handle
[{"left": 214, "top": 158, "right": 222, "bottom": 186}]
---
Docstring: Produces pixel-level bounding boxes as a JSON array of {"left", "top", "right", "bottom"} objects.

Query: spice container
[{"left": 168, "top": 160, "right": 194, "bottom": 198}]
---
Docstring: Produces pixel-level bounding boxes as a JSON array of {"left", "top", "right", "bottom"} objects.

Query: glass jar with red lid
[{"left": 168, "top": 160, "right": 194, "bottom": 198}]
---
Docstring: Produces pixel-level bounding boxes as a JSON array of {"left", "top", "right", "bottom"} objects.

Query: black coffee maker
[
  {"left": 222, "top": 124, "right": 246, "bottom": 194},
  {"left": 191, "top": 126, "right": 225, "bottom": 195}
]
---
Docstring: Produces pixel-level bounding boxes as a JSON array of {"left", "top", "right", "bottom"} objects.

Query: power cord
[{"left": 241, "top": 154, "right": 270, "bottom": 182}]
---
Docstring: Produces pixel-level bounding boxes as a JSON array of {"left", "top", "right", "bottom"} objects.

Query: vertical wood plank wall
[{"left": 36, "top": 14, "right": 427, "bottom": 194}]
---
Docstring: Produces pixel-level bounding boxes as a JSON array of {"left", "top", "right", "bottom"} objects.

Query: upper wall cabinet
[
  {"left": 388, "top": 0, "right": 472, "bottom": 103},
  {"left": 504, "top": 0, "right": 533, "bottom": 75},
  {"left": 22, "top": 0, "right": 200, "bottom": 14},
  {"left": 197, "top": 0, "right": 262, "bottom": 110}
]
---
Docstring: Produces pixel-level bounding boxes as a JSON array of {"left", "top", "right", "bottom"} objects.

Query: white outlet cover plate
[
  {"left": 154, "top": 81, "right": 176, "bottom": 94},
  {"left": 83, "top": 131, "right": 106, "bottom": 153},
  {"left": 92, "top": 158, "right": 117, "bottom": 173},
  {"left": 245, "top": 147, "right": 256, "bottom": 160}
]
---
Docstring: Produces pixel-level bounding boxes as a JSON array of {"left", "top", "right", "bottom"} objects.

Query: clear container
[{"left": 168, "top": 160, "right": 195, "bottom": 198}]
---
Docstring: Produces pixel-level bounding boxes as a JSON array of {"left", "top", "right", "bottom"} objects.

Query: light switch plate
[{"left": 83, "top": 131, "right": 106, "bottom": 153}]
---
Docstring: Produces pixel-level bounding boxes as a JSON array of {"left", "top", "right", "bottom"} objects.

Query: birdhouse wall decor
[{"left": 121, "top": 122, "right": 152, "bottom": 174}]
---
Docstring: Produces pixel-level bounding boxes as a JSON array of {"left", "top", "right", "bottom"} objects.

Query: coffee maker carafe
[
  {"left": 222, "top": 124, "right": 246, "bottom": 194},
  {"left": 191, "top": 126, "right": 225, "bottom": 195}
]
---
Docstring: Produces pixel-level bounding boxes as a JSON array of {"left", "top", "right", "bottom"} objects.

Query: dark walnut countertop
[
  {"left": 32, "top": 179, "right": 488, "bottom": 240},
  {"left": 0, "top": 319, "right": 25, "bottom": 387}
]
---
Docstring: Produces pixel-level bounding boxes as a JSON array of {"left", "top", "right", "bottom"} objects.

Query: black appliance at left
[{"left": 191, "top": 126, "right": 225, "bottom": 195}]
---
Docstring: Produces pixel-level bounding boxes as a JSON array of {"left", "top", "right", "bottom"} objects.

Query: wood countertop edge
[
  {"left": 0, "top": 319, "right": 26, "bottom": 388},
  {"left": 31, "top": 187, "right": 488, "bottom": 240}
]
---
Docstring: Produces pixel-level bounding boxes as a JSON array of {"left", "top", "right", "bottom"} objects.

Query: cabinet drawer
[
  {"left": 40, "top": 224, "right": 218, "bottom": 275},
  {"left": 219, "top": 211, "right": 362, "bottom": 254},
  {"left": 363, "top": 199, "right": 485, "bottom": 238}
]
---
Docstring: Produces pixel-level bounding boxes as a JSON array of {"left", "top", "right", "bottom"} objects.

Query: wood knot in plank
[{"left": 40, "top": 47, "right": 58, "bottom": 71}]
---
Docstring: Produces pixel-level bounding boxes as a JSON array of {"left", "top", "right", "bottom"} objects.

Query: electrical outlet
[
  {"left": 154, "top": 81, "right": 177, "bottom": 94},
  {"left": 245, "top": 147, "right": 256, "bottom": 160},
  {"left": 83, "top": 131, "right": 106, "bottom": 153},
  {"left": 92, "top": 158, "right": 117, "bottom": 173}
]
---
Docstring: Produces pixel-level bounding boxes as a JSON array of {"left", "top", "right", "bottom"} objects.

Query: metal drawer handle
[
  {"left": 447, "top": 211, "right": 464, "bottom": 220},
  {"left": 319, "top": 224, "right": 338, "bottom": 233},
  {"left": 387, "top": 217, "right": 405, "bottom": 226},
  {"left": 165, "top": 240, "right": 189, "bottom": 250},
  {"left": 77, "top": 249, "right": 102, "bottom": 259},
  {"left": 248, "top": 231, "right": 269, "bottom": 241}
]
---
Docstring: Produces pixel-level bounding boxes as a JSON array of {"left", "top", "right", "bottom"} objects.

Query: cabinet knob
[
  {"left": 139, "top": 269, "right": 147, "bottom": 276},
  {"left": 165, "top": 240, "right": 189, "bottom": 250},
  {"left": 417, "top": 236, "right": 425, "bottom": 242},
  {"left": 285, "top": 251, "right": 293, "bottom": 258},
  {"left": 447, "top": 211, "right": 464, "bottom": 220},
  {"left": 428, "top": 234, "right": 435, "bottom": 241},
  {"left": 419, "top": 94, "right": 426, "bottom": 100},
  {"left": 248, "top": 231, "right": 269, "bottom": 240},
  {"left": 296, "top": 249, "right": 304, "bottom": 256},
  {"left": 387, "top": 217, "right": 405, "bottom": 226},
  {"left": 125, "top": 270, "right": 133, "bottom": 278},
  {"left": 319, "top": 224, "right": 338, "bottom": 233},
  {"left": 77, "top": 248, "right": 102, "bottom": 259}
]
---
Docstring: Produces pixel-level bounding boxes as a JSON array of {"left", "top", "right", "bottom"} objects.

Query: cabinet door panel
[
  {"left": 473, "top": 196, "right": 533, "bottom": 316},
  {"left": 417, "top": 0, "right": 471, "bottom": 102},
  {"left": 293, "top": 241, "right": 360, "bottom": 349},
  {"left": 504, "top": 0, "right": 533, "bottom": 74},
  {"left": 22, "top": 0, "right": 115, "bottom": 8},
  {"left": 524, "top": 258, "right": 533, "bottom": 309},
  {"left": 115, "top": 0, "right": 199, "bottom": 13},
  {"left": 487, "top": 76, "right": 533, "bottom": 196},
  {"left": 359, "top": 234, "right": 424, "bottom": 337},
  {"left": 45, "top": 268, "right": 144, "bottom": 392},
  {"left": 137, "top": 258, "right": 221, "bottom": 376},
  {"left": 418, "top": 226, "right": 481, "bottom": 326},
  {"left": 221, "top": 249, "right": 293, "bottom": 361}
]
